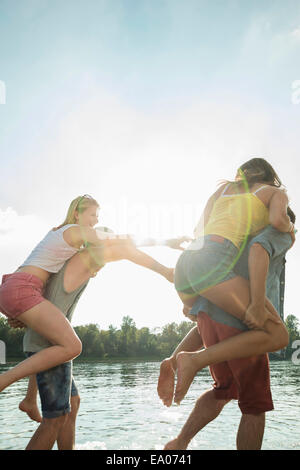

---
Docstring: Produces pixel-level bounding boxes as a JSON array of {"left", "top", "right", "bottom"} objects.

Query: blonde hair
[{"left": 54, "top": 195, "right": 100, "bottom": 230}]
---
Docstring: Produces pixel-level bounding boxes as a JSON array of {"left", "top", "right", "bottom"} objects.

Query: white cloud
[
  {"left": 0, "top": 207, "right": 49, "bottom": 273},
  {"left": 1, "top": 86, "right": 300, "bottom": 328},
  {"left": 1, "top": 84, "right": 277, "bottom": 222},
  {"left": 290, "top": 27, "right": 300, "bottom": 40},
  {"left": 240, "top": 16, "right": 300, "bottom": 65}
]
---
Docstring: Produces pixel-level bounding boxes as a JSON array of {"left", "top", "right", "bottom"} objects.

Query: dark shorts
[
  {"left": 27, "top": 353, "right": 79, "bottom": 419},
  {"left": 0, "top": 273, "right": 45, "bottom": 319},
  {"left": 197, "top": 312, "right": 274, "bottom": 415},
  {"left": 174, "top": 236, "right": 239, "bottom": 295}
]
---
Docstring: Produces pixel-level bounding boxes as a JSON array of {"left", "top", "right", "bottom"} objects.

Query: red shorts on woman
[
  {"left": 197, "top": 312, "right": 274, "bottom": 415},
  {"left": 0, "top": 273, "right": 45, "bottom": 319}
]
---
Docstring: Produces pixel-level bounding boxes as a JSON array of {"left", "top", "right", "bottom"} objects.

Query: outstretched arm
[
  {"left": 136, "top": 236, "right": 192, "bottom": 251},
  {"left": 245, "top": 212, "right": 295, "bottom": 330},
  {"left": 85, "top": 238, "right": 174, "bottom": 282},
  {"left": 120, "top": 240, "right": 174, "bottom": 282},
  {"left": 269, "top": 190, "right": 294, "bottom": 233}
]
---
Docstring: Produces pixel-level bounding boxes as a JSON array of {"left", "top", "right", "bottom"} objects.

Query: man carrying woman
[{"left": 7, "top": 226, "right": 186, "bottom": 450}]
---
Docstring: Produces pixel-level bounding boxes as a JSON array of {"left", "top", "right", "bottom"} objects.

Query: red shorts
[
  {"left": 197, "top": 312, "right": 274, "bottom": 415},
  {"left": 0, "top": 273, "right": 45, "bottom": 319}
]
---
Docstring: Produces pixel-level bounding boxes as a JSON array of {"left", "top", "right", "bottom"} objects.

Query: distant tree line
[
  {"left": 0, "top": 315, "right": 194, "bottom": 359},
  {"left": 1, "top": 314, "right": 299, "bottom": 360}
]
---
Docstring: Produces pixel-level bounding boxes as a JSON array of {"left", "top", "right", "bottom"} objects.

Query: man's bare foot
[
  {"left": 164, "top": 438, "right": 187, "bottom": 450},
  {"left": 157, "top": 358, "right": 175, "bottom": 407},
  {"left": 19, "top": 400, "right": 42, "bottom": 423},
  {"left": 174, "top": 352, "right": 202, "bottom": 405}
]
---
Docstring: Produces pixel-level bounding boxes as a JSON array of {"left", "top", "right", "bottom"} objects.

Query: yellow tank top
[{"left": 203, "top": 185, "right": 269, "bottom": 248}]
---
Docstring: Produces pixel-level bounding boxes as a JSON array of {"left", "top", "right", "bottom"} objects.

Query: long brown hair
[
  {"left": 220, "top": 158, "right": 283, "bottom": 192},
  {"left": 237, "top": 158, "right": 282, "bottom": 188},
  {"left": 54, "top": 195, "right": 99, "bottom": 230}
]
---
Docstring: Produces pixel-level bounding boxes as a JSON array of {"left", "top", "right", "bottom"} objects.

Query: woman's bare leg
[
  {"left": 174, "top": 276, "right": 289, "bottom": 404},
  {"left": 0, "top": 300, "right": 82, "bottom": 392},
  {"left": 157, "top": 324, "right": 203, "bottom": 407}
]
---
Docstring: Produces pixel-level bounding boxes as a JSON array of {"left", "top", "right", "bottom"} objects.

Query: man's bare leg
[
  {"left": 174, "top": 274, "right": 288, "bottom": 404},
  {"left": 164, "top": 389, "right": 230, "bottom": 449},
  {"left": 237, "top": 413, "right": 265, "bottom": 450},
  {"left": 19, "top": 374, "right": 42, "bottom": 423},
  {"left": 25, "top": 415, "right": 67, "bottom": 450},
  {"left": 57, "top": 395, "right": 80, "bottom": 450}
]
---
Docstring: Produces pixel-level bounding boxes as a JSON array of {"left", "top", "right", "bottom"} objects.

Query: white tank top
[{"left": 20, "top": 224, "right": 80, "bottom": 273}]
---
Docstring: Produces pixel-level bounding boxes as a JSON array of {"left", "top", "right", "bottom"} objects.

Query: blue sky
[{"left": 0, "top": 0, "right": 300, "bottom": 328}]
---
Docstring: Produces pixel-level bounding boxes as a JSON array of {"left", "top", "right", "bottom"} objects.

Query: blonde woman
[{"left": 0, "top": 195, "right": 174, "bottom": 393}]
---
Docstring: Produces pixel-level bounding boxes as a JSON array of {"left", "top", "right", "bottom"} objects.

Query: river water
[{"left": 0, "top": 359, "right": 299, "bottom": 450}]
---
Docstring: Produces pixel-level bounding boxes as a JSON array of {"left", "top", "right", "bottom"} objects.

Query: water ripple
[{"left": 0, "top": 360, "right": 299, "bottom": 450}]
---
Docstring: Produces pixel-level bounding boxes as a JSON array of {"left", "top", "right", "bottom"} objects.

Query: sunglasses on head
[{"left": 76, "top": 194, "right": 94, "bottom": 208}]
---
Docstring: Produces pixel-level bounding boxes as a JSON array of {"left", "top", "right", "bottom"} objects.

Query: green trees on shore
[
  {"left": 74, "top": 316, "right": 195, "bottom": 358},
  {"left": 0, "top": 315, "right": 194, "bottom": 359},
  {"left": 1, "top": 314, "right": 299, "bottom": 360}
]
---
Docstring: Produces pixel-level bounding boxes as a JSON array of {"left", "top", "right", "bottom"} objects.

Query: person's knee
[
  {"left": 65, "top": 336, "right": 82, "bottom": 360},
  {"left": 72, "top": 337, "right": 82, "bottom": 357},
  {"left": 272, "top": 323, "right": 289, "bottom": 351},
  {"left": 71, "top": 394, "right": 80, "bottom": 414},
  {"left": 216, "top": 397, "right": 231, "bottom": 410},
  {"left": 42, "top": 414, "right": 68, "bottom": 430},
  {"left": 195, "top": 390, "right": 231, "bottom": 410},
  {"left": 241, "top": 412, "right": 265, "bottom": 425},
  {"left": 277, "top": 327, "right": 289, "bottom": 350}
]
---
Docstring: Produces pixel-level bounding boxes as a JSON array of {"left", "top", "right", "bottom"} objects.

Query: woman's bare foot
[
  {"left": 19, "top": 399, "right": 42, "bottom": 423},
  {"left": 157, "top": 358, "right": 175, "bottom": 407},
  {"left": 174, "top": 351, "right": 203, "bottom": 404},
  {"left": 164, "top": 437, "right": 188, "bottom": 450}
]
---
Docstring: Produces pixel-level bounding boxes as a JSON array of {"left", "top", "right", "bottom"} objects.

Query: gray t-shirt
[{"left": 23, "top": 262, "right": 89, "bottom": 352}]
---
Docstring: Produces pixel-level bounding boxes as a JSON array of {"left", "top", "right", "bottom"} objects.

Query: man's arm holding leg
[{"left": 244, "top": 243, "right": 281, "bottom": 330}]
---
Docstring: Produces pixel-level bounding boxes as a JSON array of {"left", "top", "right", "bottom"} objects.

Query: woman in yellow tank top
[
  {"left": 202, "top": 182, "right": 270, "bottom": 248},
  {"left": 169, "top": 158, "right": 295, "bottom": 404}
]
